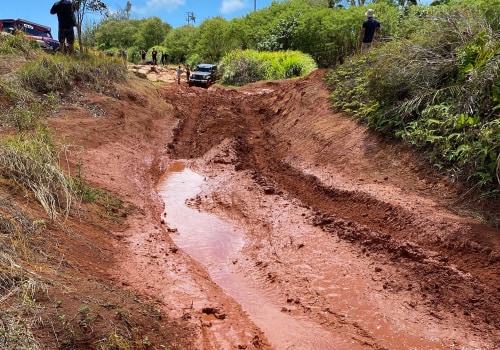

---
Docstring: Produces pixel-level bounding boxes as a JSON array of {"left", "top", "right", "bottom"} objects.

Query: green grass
[
  {"left": 17, "top": 53, "right": 128, "bottom": 94},
  {"left": 0, "top": 32, "right": 40, "bottom": 57}
]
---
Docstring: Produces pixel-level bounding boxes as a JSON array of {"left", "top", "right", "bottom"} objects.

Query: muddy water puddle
[
  {"left": 158, "top": 161, "right": 353, "bottom": 349},
  {"left": 158, "top": 161, "right": 449, "bottom": 350}
]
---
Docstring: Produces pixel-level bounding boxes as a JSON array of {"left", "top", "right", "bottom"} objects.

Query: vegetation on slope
[
  {"left": 326, "top": 0, "right": 499, "bottom": 194},
  {"left": 0, "top": 0, "right": 498, "bottom": 346},
  {"left": 90, "top": 0, "right": 397, "bottom": 67}
]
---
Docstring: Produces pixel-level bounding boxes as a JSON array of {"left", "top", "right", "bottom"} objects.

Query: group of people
[
  {"left": 176, "top": 65, "right": 190, "bottom": 84},
  {"left": 140, "top": 48, "right": 170, "bottom": 65}
]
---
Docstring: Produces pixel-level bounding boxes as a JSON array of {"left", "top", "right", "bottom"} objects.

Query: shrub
[
  {"left": 219, "top": 49, "right": 316, "bottom": 86},
  {"left": 2, "top": 91, "right": 58, "bottom": 132},
  {"left": 218, "top": 50, "right": 262, "bottom": 86},
  {"left": 0, "top": 32, "right": 40, "bottom": 57},
  {"left": 186, "top": 53, "right": 202, "bottom": 68}
]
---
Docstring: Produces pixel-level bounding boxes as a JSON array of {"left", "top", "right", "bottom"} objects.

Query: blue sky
[
  {"left": 1, "top": 0, "right": 274, "bottom": 34},
  {"left": 2, "top": 0, "right": 432, "bottom": 36}
]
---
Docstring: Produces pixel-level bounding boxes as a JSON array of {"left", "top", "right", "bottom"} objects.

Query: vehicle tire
[{"left": 206, "top": 80, "right": 211, "bottom": 88}]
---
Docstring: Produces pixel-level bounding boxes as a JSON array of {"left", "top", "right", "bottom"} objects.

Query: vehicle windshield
[
  {"left": 1, "top": 21, "right": 15, "bottom": 33},
  {"left": 22, "top": 26, "right": 51, "bottom": 38},
  {"left": 196, "top": 66, "right": 214, "bottom": 73}
]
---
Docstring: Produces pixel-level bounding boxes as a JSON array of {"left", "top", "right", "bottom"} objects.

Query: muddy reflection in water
[{"left": 158, "top": 161, "right": 354, "bottom": 350}]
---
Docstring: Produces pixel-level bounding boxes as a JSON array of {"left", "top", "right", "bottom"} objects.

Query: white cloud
[
  {"left": 133, "top": 0, "right": 186, "bottom": 15},
  {"left": 220, "top": 0, "right": 248, "bottom": 14}
]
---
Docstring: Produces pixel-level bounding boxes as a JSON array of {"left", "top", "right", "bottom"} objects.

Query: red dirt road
[{"left": 47, "top": 68, "right": 498, "bottom": 349}]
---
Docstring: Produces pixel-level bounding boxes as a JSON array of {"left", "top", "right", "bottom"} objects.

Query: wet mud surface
[
  {"left": 49, "top": 69, "right": 499, "bottom": 349},
  {"left": 155, "top": 71, "right": 499, "bottom": 349}
]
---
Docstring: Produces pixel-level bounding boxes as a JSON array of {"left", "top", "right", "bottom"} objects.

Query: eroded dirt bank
[{"left": 50, "top": 69, "right": 498, "bottom": 349}]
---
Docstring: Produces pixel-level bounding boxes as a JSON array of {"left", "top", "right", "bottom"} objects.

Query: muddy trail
[{"left": 154, "top": 70, "right": 499, "bottom": 349}]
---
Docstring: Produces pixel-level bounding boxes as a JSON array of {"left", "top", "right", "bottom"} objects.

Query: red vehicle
[{"left": 0, "top": 18, "right": 60, "bottom": 52}]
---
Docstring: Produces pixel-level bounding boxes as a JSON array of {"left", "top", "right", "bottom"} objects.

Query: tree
[
  {"left": 195, "top": 17, "right": 239, "bottom": 62},
  {"left": 81, "top": 18, "right": 100, "bottom": 49},
  {"left": 95, "top": 19, "right": 138, "bottom": 49},
  {"left": 163, "top": 25, "right": 197, "bottom": 63},
  {"left": 398, "top": 0, "right": 417, "bottom": 5},
  {"left": 332, "top": 0, "right": 367, "bottom": 5},
  {"left": 73, "top": 0, "right": 108, "bottom": 52},
  {"left": 139, "top": 17, "right": 170, "bottom": 49},
  {"left": 257, "top": 15, "right": 300, "bottom": 51},
  {"left": 106, "top": 1, "right": 133, "bottom": 21},
  {"left": 125, "top": 1, "right": 132, "bottom": 19}
]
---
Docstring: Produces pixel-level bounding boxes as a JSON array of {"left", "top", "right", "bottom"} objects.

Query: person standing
[
  {"left": 140, "top": 49, "right": 146, "bottom": 63},
  {"left": 359, "top": 9, "right": 380, "bottom": 51},
  {"left": 151, "top": 48, "right": 158, "bottom": 65},
  {"left": 176, "top": 65, "right": 182, "bottom": 84},
  {"left": 50, "top": 0, "right": 76, "bottom": 55},
  {"left": 185, "top": 64, "right": 191, "bottom": 83},
  {"left": 161, "top": 52, "right": 169, "bottom": 66},
  {"left": 121, "top": 49, "right": 127, "bottom": 67}
]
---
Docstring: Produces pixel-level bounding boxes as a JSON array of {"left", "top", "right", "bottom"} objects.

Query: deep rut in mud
[{"left": 158, "top": 73, "right": 499, "bottom": 349}]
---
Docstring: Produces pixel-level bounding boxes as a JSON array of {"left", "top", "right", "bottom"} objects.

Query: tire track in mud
[
  {"left": 160, "top": 80, "right": 499, "bottom": 348},
  {"left": 236, "top": 84, "right": 500, "bottom": 342}
]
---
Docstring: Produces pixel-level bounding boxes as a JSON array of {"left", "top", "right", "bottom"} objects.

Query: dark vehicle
[
  {"left": 0, "top": 19, "right": 60, "bottom": 52},
  {"left": 189, "top": 64, "right": 218, "bottom": 88}
]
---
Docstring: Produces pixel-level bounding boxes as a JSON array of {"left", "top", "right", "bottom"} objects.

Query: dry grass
[
  {"left": 0, "top": 130, "right": 75, "bottom": 221},
  {"left": 0, "top": 190, "right": 47, "bottom": 350}
]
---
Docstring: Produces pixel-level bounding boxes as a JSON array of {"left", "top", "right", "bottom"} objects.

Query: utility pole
[
  {"left": 254, "top": 0, "right": 256, "bottom": 11},
  {"left": 185, "top": 12, "right": 196, "bottom": 25},
  {"left": 125, "top": 1, "right": 132, "bottom": 19}
]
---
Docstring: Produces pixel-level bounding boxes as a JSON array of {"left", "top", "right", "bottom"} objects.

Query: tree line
[{"left": 80, "top": 0, "right": 408, "bottom": 66}]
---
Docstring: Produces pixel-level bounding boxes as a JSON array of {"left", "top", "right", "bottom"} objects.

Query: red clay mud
[{"left": 42, "top": 68, "right": 499, "bottom": 349}]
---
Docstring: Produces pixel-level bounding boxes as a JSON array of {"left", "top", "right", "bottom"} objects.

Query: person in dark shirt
[
  {"left": 151, "top": 48, "right": 158, "bottom": 65},
  {"left": 50, "top": 0, "right": 76, "bottom": 55},
  {"left": 161, "top": 52, "right": 169, "bottom": 65},
  {"left": 359, "top": 9, "right": 381, "bottom": 51}
]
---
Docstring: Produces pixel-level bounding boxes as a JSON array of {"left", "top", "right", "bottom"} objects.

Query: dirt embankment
[{"left": 9, "top": 66, "right": 498, "bottom": 349}]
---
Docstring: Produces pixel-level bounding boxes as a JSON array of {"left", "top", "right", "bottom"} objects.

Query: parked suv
[
  {"left": 189, "top": 64, "right": 218, "bottom": 88},
  {"left": 0, "top": 19, "right": 60, "bottom": 52}
]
